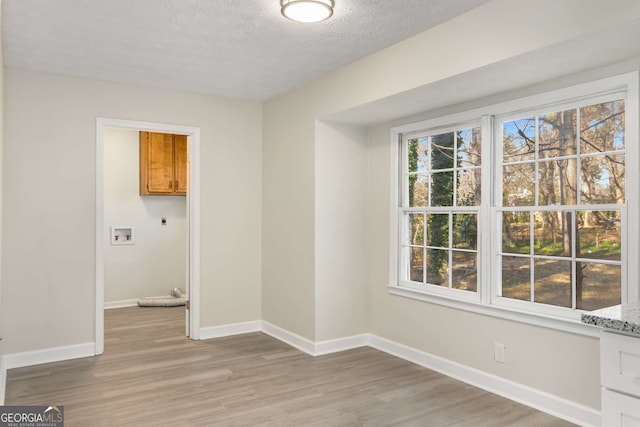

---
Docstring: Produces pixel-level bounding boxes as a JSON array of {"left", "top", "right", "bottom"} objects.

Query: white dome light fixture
[{"left": 281, "top": 0, "right": 335, "bottom": 23}]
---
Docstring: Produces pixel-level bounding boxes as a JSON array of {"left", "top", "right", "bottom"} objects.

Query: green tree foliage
[
  {"left": 408, "top": 139, "right": 418, "bottom": 205},
  {"left": 407, "top": 131, "right": 479, "bottom": 285},
  {"left": 428, "top": 133, "right": 455, "bottom": 278}
]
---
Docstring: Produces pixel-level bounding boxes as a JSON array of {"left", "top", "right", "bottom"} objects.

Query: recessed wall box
[{"left": 111, "top": 226, "right": 134, "bottom": 245}]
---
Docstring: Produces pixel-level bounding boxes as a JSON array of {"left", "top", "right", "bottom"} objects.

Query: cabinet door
[
  {"left": 140, "top": 132, "right": 175, "bottom": 194},
  {"left": 601, "top": 331, "right": 640, "bottom": 397},
  {"left": 602, "top": 389, "right": 640, "bottom": 427},
  {"left": 174, "top": 135, "right": 188, "bottom": 194}
]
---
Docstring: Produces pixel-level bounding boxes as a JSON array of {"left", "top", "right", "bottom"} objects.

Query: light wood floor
[{"left": 6, "top": 307, "right": 576, "bottom": 426}]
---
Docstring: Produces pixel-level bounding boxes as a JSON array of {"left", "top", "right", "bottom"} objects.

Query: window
[
  {"left": 391, "top": 73, "right": 638, "bottom": 323},
  {"left": 496, "top": 98, "right": 626, "bottom": 316},
  {"left": 399, "top": 125, "right": 482, "bottom": 301}
]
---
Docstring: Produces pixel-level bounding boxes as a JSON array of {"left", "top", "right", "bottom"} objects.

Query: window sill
[{"left": 387, "top": 285, "right": 602, "bottom": 338}]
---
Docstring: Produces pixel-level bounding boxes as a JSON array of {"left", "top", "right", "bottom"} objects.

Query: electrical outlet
[{"left": 494, "top": 342, "right": 506, "bottom": 363}]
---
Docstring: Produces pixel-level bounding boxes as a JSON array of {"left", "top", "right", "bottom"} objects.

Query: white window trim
[
  {"left": 388, "top": 71, "right": 639, "bottom": 336},
  {"left": 398, "top": 119, "right": 483, "bottom": 302},
  {"left": 492, "top": 91, "right": 629, "bottom": 321}
]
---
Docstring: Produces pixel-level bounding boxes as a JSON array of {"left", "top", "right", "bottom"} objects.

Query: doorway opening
[{"left": 95, "top": 118, "right": 201, "bottom": 355}]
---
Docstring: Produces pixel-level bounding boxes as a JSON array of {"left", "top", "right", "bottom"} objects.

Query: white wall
[
  {"left": 1, "top": 70, "right": 262, "bottom": 354},
  {"left": 262, "top": 0, "right": 640, "bottom": 413},
  {"left": 262, "top": 90, "right": 316, "bottom": 339},
  {"left": 309, "top": 0, "right": 640, "bottom": 121},
  {"left": 103, "top": 128, "right": 186, "bottom": 303},
  {"left": 314, "top": 121, "right": 368, "bottom": 341}
]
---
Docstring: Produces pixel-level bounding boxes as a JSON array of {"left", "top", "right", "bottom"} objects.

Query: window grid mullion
[
  {"left": 402, "top": 138, "right": 408, "bottom": 208},
  {"left": 427, "top": 136, "right": 433, "bottom": 207},
  {"left": 571, "top": 210, "right": 577, "bottom": 310},
  {"left": 576, "top": 107, "right": 582, "bottom": 205},
  {"left": 423, "top": 212, "right": 427, "bottom": 285},
  {"left": 534, "top": 116, "right": 540, "bottom": 207},
  {"left": 449, "top": 212, "right": 453, "bottom": 289},
  {"left": 529, "top": 210, "right": 535, "bottom": 304},
  {"left": 453, "top": 131, "right": 458, "bottom": 208},
  {"left": 403, "top": 173, "right": 408, "bottom": 208}
]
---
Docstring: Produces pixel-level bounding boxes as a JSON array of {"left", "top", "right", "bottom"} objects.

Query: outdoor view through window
[
  {"left": 403, "top": 127, "right": 481, "bottom": 293},
  {"left": 499, "top": 100, "right": 624, "bottom": 311}
]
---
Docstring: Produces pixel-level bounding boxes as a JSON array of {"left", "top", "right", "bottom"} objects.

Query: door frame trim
[{"left": 95, "top": 118, "right": 201, "bottom": 354}]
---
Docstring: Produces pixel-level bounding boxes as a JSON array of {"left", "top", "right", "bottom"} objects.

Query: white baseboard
[
  {"left": 260, "top": 321, "right": 316, "bottom": 355},
  {"left": 104, "top": 299, "right": 138, "bottom": 309},
  {"left": 314, "top": 333, "right": 369, "bottom": 356},
  {"left": 199, "top": 321, "right": 261, "bottom": 340},
  {"left": 0, "top": 356, "right": 6, "bottom": 405},
  {"left": 368, "top": 335, "right": 600, "bottom": 427},
  {"left": 260, "top": 322, "right": 368, "bottom": 356},
  {"left": 2, "top": 342, "right": 95, "bottom": 370}
]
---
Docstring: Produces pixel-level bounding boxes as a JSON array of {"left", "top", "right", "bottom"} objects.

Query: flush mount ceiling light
[{"left": 280, "top": 0, "right": 335, "bottom": 23}]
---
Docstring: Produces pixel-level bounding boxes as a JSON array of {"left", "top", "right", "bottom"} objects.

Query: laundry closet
[{"left": 103, "top": 128, "right": 187, "bottom": 309}]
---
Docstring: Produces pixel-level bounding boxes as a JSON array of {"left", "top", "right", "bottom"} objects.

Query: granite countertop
[{"left": 581, "top": 300, "right": 640, "bottom": 336}]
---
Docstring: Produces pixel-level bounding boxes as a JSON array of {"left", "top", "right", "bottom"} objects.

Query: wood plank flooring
[{"left": 6, "top": 307, "right": 577, "bottom": 426}]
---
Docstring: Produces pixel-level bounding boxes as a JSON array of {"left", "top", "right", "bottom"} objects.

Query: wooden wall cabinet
[{"left": 139, "top": 131, "right": 188, "bottom": 195}]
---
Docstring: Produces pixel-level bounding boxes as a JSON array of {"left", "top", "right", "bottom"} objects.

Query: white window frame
[
  {"left": 398, "top": 121, "right": 484, "bottom": 303},
  {"left": 388, "top": 72, "right": 639, "bottom": 335},
  {"left": 492, "top": 92, "right": 629, "bottom": 320}
]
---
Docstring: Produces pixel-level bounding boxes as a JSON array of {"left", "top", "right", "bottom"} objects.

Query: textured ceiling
[{"left": 2, "top": 0, "right": 491, "bottom": 100}]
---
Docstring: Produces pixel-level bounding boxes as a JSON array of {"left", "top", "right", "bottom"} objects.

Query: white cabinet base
[
  {"left": 602, "top": 389, "right": 640, "bottom": 427},
  {"left": 601, "top": 331, "right": 640, "bottom": 427}
]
